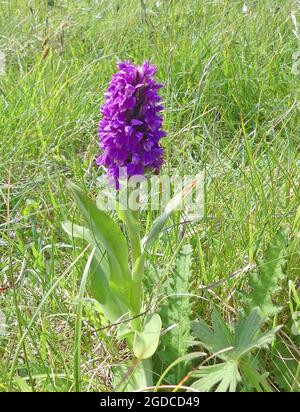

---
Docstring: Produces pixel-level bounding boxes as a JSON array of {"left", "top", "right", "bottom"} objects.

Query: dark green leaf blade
[{"left": 68, "top": 182, "right": 131, "bottom": 303}]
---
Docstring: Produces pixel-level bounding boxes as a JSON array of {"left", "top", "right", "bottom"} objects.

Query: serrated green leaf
[
  {"left": 191, "top": 361, "right": 241, "bottom": 392},
  {"left": 211, "top": 309, "right": 234, "bottom": 350},
  {"left": 192, "top": 310, "right": 234, "bottom": 361},
  {"left": 216, "top": 361, "right": 241, "bottom": 392},
  {"left": 191, "top": 318, "right": 216, "bottom": 351},
  {"left": 234, "top": 309, "right": 281, "bottom": 357},
  {"left": 234, "top": 309, "right": 262, "bottom": 356},
  {"left": 158, "top": 244, "right": 193, "bottom": 381},
  {"left": 192, "top": 308, "right": 281, "bottom": 362},
  {"left": 240, "top": 360, "right": 273, "bottom": 392},
  {"left": 246, "top": 230, "right": 286, "bottom": 318}
]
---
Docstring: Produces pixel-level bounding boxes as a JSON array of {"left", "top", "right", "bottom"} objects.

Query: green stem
[
  {"left": 124, "top": 207, "right": 155, "bottom": 390},
  {"left": 129, "top": 210, "right": 142, "bottom": 263},
  {"left": 129, "top": 210, "right": 144, "bottom": 332},
  {"left": 116, "top": 194, "right": 144, "bottom": 332}
]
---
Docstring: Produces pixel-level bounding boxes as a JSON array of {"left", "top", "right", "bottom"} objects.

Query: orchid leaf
[
  {"left": 133, "top": 313, "right": 162, "bottom": 360},
  {"left": 113, "top": 359, "right": 153, "bottom": 392},
  {"left": 68, "top": 182, "right": 132, "bottom": 305},
  {"left": 90, "top": 257, "right": 128, "bottom": 323}
]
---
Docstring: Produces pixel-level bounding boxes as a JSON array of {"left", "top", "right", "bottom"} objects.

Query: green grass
[{"left": 0, "top": 0, "right": 299, "bottom": 392}]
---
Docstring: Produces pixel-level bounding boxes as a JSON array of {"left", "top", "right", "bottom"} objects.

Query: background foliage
[{"left": 0, "top": 0, "right": 299, "bottom": 391}]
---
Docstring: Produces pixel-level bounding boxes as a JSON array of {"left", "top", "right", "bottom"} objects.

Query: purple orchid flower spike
[{"left": 96, "top": 60, "right": 166, "bottom": 188}]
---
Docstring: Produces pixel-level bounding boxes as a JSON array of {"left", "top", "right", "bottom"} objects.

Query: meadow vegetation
[{"left": 0, "top": 0, "right": 299, "bottom": 392}]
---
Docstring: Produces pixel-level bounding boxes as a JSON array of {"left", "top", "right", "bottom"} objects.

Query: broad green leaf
[
  {"left": 133, "top": 313, "right": 162, "bottom": 359},
  {"left": 113, "top": 359, "right": 153, "bottom": 392},
  {"left": 62, "top": 220, "right": 109, "bottom": 270},
  {"left": 117, "top": 323, "right": 134, "bottom": 340},
  {"left": 116, "top": 204, "right": 141, "bottom": 264},
  {"left": 90, "top": 257, "right": 128, "bottom": 323},
  {"left": 63, "top": 220, "right": 127, "bottom": 322},
  {"left": 68, "top": 182, "right": 131, "bottom": 304},
  {"left": 130, "top": 253, "right": 146, "bottom": 313}
]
